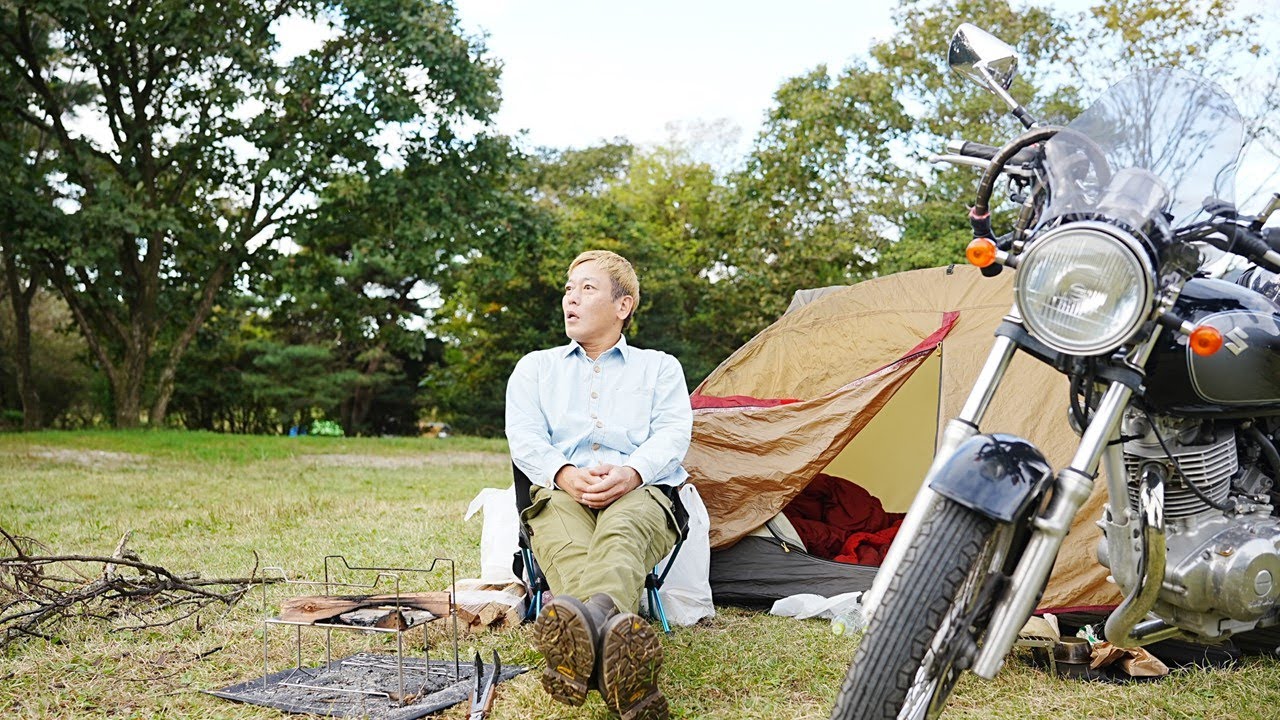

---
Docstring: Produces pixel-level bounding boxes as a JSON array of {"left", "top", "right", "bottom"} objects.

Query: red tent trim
[
  {"left": 1035, "top": 604, "right": 1118, "bottom": 616},
  {"left": 689, "top": 310, "right": 960, "bottom": 412},
  {"left": 689, "top": 394, "right": 800, "bottom": 410}
]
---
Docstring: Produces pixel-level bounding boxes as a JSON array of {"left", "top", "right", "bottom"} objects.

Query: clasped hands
[{"left": 554, "top": 463, "right": 642, "bottom": 509}]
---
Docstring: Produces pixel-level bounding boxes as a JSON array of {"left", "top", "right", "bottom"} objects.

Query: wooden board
[{"left": 279, "top": 591, "right": 452, "bottom": 624}]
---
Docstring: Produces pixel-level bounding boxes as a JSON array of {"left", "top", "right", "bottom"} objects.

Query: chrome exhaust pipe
[{"left": 1104, "top": 463, "right": 1167, "bottom": 647}]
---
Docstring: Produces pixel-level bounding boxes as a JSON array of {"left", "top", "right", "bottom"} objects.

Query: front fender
[{"left": 929, "top": 433, "right": 1053, "bottom": 523}]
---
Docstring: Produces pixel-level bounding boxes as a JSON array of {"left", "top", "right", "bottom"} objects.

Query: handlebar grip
[
  {"left": 1264, "top": 227, "right": 1280, "bottom": 254},
  {"left": 1217, "top": 224, "right": 1280, "bottom": 273},
  {"left": 1226, "top": 225, "right": 1269, "bottom": 257},
  {"left": 951, "top": 140, "right": 1000, "bottom": 160},
  {"left": 949, "top": 140, "right": 1039, "bottom": 165}
]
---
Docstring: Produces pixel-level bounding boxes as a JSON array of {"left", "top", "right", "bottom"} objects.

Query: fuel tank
[{"left": 1143, "top": 278, "right": 1280, "bottom": 416}]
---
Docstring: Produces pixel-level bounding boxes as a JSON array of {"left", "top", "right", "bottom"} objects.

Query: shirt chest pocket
[
  {"left": 621, "top": 383, "right": 655, "bottom": 398},
  {"left": 606, "top": 385, "right": 655, "bottom": 437}
]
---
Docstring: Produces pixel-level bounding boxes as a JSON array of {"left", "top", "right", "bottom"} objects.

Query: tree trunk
[
  {"left": 346, "top": 349, "right": 384, "bottom": 434},
  {"left": 13, "top": 300, "right": 41, "bottom": 430},
  {"left": 113, "top": 349, "right": 147, "bottom": 429},
  {"left": 1, "top": 249, "right": 42, "bottom": 430},
  {"left": 149, "top": 260, "right": 231, "bottom": 427},
  {"left": 107, "top": 319, "right": 155, "bottom": 429}
]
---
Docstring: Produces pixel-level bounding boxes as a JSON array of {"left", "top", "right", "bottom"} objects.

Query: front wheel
[{"left": 830, "top": 499, "right": 1002, "bottom": 720}]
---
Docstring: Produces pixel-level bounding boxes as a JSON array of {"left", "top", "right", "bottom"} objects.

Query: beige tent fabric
[
  {"left": 689, "top": 352, "right": 933, "bottom": 549},
  {"left": 687, "top": 264, "right": 1121, "bottom": 611},
  {"left": 785, "top": 285, "right": 848, "bottom": 314}
]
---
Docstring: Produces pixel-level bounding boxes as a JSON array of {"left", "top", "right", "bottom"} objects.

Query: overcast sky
[
  {"left": 450, "top": 0, "right": 1279, "bottom": 210},
  {"left": 451, "top": 0, "right": 900, "bottom": 151}
]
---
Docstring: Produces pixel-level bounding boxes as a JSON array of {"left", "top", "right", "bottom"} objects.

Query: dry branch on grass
[{"left": 0, "top": 526, "right": 277, "bottom": 649}]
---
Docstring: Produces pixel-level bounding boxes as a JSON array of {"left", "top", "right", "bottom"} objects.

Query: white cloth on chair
[
  {"left": 645, "top": 483, "right": 715, "bottom": 626},
  {"left": 465, "top": 485, "right": 521, "bottom": 584}
]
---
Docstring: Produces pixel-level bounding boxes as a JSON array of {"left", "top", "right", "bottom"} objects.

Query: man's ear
[{"left": 615, "top": 294, "right": 635, "bottom": 320}]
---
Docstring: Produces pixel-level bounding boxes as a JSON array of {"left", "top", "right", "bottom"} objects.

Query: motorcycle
[{"left": 830, "top": 23, "right": 1280, "bottom": 720}]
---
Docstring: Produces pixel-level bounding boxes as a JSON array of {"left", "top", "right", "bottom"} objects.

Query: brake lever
[{"left": 928, "top": 154, "right": 1034, "bottom": 178}]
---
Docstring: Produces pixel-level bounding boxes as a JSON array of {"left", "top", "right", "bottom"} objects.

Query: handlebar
[
  {"left": 947, "top": 139, "right": 1039, "bottom": 166},
  {"left": 1200, "top": 222, "right": 1280, "bottom": 273},
  {"left": 1265, "top": 227, "right": 1280, "bottom": 254}
]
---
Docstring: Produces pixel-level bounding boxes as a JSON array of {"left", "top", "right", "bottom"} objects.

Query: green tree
[
  {"left": 699, "top": 62, "right": 911, "bottom": 339},
  {"left": 425, "top": 142, "right": 642, "bottom": 435},
  {"left": 869, "top": 0, "right": 1277, "bottom": 271},
  {"left": 166, "top": 301, "right": 275, "bottom": 433},
  {"left": 271, "top": 130, "right": 524, "bottom": 435},
  {"left": 434, "top": 139, "right": 743, "bottom": 432},
  {"left": 1074, "top": 0, "right": 1265, "bottom": 82},
  {"left": 0, "top": 15, "right": 83, "bottom": 429},
  {"left": 0, "top": 288, "right": 95, "bottom": 428},
  {"left": 0, "top": 0, "right": 501, "bottom": 427},
  {"left": 1074, "top": 0, "right": 1279, "bottom": 209},
  {"left": 426, "top": 210, "right": 561, "bottom": 435},
  {"left": 241, "top": 340, "right": 358, "bottom": 433},
  {"left": 863, "top": 0, "right": 1079, "bottom": 273},
  {"left": 0, "top": 151, "right": 54, "bottom": 428},
  {"left": 595, "top": 145, "right": 738, "bottom": 384}
]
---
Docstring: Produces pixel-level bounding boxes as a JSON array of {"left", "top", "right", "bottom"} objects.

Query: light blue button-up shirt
[{"left": 505, "top": 335, "right": 692, "bottom": 489}]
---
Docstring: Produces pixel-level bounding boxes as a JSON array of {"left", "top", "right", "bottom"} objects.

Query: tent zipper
[
  {"left": 764, "top": 517, "right": 793, "bottom": 553},
  {"left": 763, "top": 518, "right": 877, "bottom": 569}
]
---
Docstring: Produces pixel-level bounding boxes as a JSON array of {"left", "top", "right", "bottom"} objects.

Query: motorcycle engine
[{"left": 1115, "top": 413, "right": 1280, "bottom": 627}]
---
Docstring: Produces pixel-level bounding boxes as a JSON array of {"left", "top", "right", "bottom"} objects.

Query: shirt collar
[{"left": 562, "top": 334, "right": 631, "bottom": 361}]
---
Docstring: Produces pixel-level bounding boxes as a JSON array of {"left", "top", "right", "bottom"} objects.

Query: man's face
[{"left": 563, "top": 260, "right": 632, "bottom": 345}]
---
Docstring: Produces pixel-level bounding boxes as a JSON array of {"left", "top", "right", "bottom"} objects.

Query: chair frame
[{"left": 511, "top": 464, "right": 690, "bottom": 633}]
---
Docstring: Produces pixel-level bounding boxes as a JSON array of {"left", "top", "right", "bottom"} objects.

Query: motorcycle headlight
[{"left": 1014, "top": 221, "right": 1154, "bottom": 355}]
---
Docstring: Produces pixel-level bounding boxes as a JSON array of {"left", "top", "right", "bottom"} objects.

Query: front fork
[
  {"left": 863, "top": 308, "right": 1164, "bottom": 680},
  {"left": 862, "top": 328, "right": 1019, "bottom": 621}
]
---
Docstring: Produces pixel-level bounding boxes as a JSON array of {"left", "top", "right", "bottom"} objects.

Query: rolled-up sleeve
[
  {"left": 623, "top": 354, "right": 692, "bottom": 485},
  {"left": 505, "top": 354, "right": 571, "bottom": 488}
]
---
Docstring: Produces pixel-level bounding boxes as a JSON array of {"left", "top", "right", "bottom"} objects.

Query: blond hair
[{"left": 568, "top": 250, "right": 640, "bottom": 331}]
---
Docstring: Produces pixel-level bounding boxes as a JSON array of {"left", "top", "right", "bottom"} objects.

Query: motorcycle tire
[{"left": 830, "top": 498, "right": 999, "bottom": 720}]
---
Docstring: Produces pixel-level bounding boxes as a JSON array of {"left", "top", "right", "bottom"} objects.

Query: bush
[{"left": 310, "top": 419, "right": 345, "bottom": 437}]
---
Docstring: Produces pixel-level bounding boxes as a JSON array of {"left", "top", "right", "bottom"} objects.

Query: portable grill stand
[{"left": 260, "top": 554, "right": 460, "bottom": 706}]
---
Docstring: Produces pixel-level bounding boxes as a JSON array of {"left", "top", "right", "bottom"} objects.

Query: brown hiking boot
[
  {"left": 532, "top": 596, "right": 598, "bottom": 706},
  {"left": 598, "top": 612, "right": 668, "bottom": 720}
]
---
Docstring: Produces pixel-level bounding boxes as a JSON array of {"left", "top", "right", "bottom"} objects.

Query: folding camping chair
[{"left": 511, "top": 464, "right": 690, "bottom": 633}]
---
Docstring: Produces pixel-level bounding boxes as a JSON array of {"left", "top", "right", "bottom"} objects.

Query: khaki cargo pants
[{"left": 523, "top": 484, "right": 678, "bottom": 613}]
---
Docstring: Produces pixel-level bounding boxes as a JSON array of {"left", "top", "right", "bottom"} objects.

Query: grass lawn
[{"left": 2, "top": 430, "right": 1279, "bottom": 719}]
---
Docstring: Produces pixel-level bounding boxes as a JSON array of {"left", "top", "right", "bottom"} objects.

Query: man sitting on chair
[{"left": 505, "top": 249, "right": 691, "bottom": 720}]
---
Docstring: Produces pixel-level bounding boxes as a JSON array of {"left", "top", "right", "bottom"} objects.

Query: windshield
[{"left": 1038, "top": 68, "right": 1244, "bottom": 231}]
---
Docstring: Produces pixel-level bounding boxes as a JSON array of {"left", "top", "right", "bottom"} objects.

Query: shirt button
[
  {"left": 590, "top": 413, "right": 597, "bottom": 419},
  {"left": 593, "top": 365, "right": 601, "bottom": 373},
  {"left": 595, "top": 420, "right": 603, "bottom": 428},
  {"left": 591, "top": 391, "right": 599, "bottom": 399},
  {"left": 591, "top": 443, "right": 600, "bottom": 451}
]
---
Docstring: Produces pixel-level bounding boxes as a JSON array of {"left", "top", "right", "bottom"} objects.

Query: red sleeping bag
[{"left": 781, "top": 473, "right": 905, "bottom": 567}]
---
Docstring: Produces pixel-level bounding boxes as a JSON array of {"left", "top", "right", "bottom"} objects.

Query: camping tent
[{"left": 684, "top": 264, "right": 1120, "bottom": 615}]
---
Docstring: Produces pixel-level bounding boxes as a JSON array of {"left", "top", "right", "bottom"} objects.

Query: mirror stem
[
  {"left": 1012, "top": 106, "right": 1038, "bottom": 129},
  {"left": 979, "top": 67, "right": 1038, "bottom": 128}
]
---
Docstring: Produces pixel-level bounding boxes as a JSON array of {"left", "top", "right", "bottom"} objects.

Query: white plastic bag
[
  {"left": 769, "top": 590, "right": 863, "bottom": 621},
  {"left": 644, "top": 483, "right": 715, "bottom": 626},
  {"left": 464, "top": 486, "right": 520, "bottom": 584}
]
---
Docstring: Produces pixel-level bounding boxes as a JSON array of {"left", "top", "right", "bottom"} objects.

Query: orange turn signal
[
  {"left": 1189, "top": 325, "right": 1223, "bottom": 356},
  {"left": 966, "top": 237, "right": 998, "bottom": 268}
]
